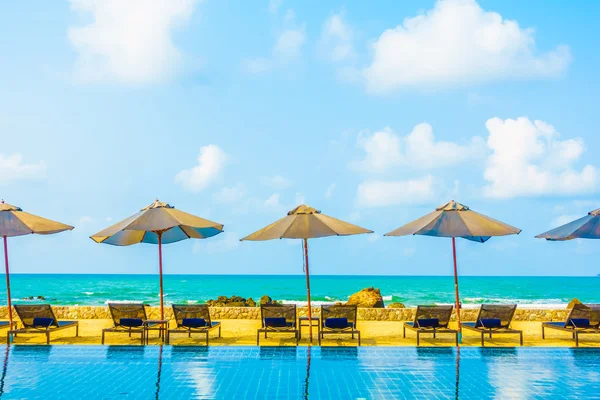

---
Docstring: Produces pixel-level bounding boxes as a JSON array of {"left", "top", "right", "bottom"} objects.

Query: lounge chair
[
  {"left": 319, "top": 305, "right": 360, "bottom": 346},
  {"left": 542, "top": 303, "right": 600, "bottom": 346},
  {"left": 461, "top": 304, "right": 523, "bottom": 346},
  {"left": 7, "top": 304, "right": 79, "bottom": 344},
  {"left": 257, "top": 304, "right": 298, "bottom": 345},
  {"left": 102, "top": 303, "right": 161, "bottom": 345},
  {"left": 166, "top": 304, "right": 221, "bottom": 345},
  {"left": 403, "top": 305, "right": 459, "bottom": 346}
]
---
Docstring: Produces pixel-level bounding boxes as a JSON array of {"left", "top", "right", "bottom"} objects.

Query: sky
[{"left": 0, "top": 0, "right": 599, "bottom": 276}]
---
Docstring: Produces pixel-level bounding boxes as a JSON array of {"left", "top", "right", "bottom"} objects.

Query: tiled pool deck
[{"left": 1, "top": 346, "right": 599, "bottom": 399}]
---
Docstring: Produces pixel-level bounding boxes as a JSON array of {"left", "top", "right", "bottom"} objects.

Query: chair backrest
[
  {"left": 414, "top": 305, "right": 453, "bottom": 328},
  {"left": 14, "top": 304, "right": 58, "bottom": 328},
  {"left": 585, "top": 304, "right": 600, "bottom": 327},
  {"left": 260, "top": 305, "right": 296, "bottom": 328},
  {"left": 107, "top": 303, "right": 148, "bottom": 327},
  {"left": 475, "top": 304, "right": 517, "bottom": 328},
  {"left": 172, "top": 304, "right": 212, "bottom": 327},
  {"left": 321, "top": 305, "right": 358, "bottom": 328},
  {"left": 565, "top": 303, "right": 592, "bottom": 326}
]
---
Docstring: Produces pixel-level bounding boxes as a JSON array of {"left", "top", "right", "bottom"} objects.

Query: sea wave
[{"left": 83, "top": 292, "right": 94, "bottom": 295}]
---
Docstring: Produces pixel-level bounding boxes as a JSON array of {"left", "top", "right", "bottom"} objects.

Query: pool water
[{"left": 0, "top": 346, "right": 599, "bottom": 399}]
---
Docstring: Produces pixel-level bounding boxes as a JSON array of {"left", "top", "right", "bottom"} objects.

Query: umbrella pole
[
  {"left": 452, "top": 237, "right": 462, "bottom": 343},
  {"left": 303, "top": 239, "right": 313, "bottom": 343},
  {"left": 2, "top": 237, "right": 12, "bottom": 329},
  {"left": 158, "top": 233, "right": 164, "bottom": 321}
]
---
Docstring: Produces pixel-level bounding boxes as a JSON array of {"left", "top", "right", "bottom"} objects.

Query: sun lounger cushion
[
  {"left": 417, "top": 318, "right": 439, "bottom": 328},
  {"left": 325, "top": 318, "right": 349, "bottom": 329},
  {"left": 182, "top": 318, "right": 207, "bottom": 328},
  {"left": 568, "top": 318, "right": 590, "bottom": 328},
  {"left": 264, "top": 317, "right": 288, "bottom": 327},
  {"left": 32, "top": 317, "right": 54, "bottom": 327},
  {"left": 476, "top": 318, "right": 502, "bottom": 328},
  {"left": 119, "top": 318, "right": 143, "bottom": 327}
]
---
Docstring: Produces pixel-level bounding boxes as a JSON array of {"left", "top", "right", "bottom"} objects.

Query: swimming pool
[{"left": 0, "top": 346, "right": 598, "bottom": 399}]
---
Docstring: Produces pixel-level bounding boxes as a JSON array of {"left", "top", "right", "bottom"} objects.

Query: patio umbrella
[
  {"left": 241, "top": 204, "right": 372, "bottom": 342},
  {"left": 90, "top": 199, "right": 224, "bottom": 320},
  {"left": 536, "top": 208, "right": 600, "bottom": 241},
  {"left": 384, "top": 200, "right": 521, "bottom": 339},
  {"left": 0, "top": 200, "right": 74, "bottom": 327}
]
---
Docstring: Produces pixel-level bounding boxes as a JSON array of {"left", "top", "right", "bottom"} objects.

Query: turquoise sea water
[{"left": 4, "top": 274, "right": 600, "bottom": 307}]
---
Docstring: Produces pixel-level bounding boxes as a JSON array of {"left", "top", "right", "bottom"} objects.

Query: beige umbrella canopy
[
  {"left": 0, "top": 200, "right": 74, "bottom": 327},
  {"left": 385, "top": 200, "right": 521, "bottom": 339},
  {"left": 242, "top": 204, "right": 373, "bottom": 342},
  {"left": 91, "top": 199, "right": 224, "bottom": 319}
]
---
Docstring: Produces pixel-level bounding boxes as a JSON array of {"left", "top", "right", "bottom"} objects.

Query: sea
[{"left": 5, "top": 274, "right": 600, "bottom": 308}]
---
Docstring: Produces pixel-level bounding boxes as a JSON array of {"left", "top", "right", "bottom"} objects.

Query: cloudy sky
[{"left": 1, "top": 0, "right": 598, "bottom": 276}]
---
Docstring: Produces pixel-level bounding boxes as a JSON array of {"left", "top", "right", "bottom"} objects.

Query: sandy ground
[{"left": 6, "top": 319, "right": 600, "bottom": 347}]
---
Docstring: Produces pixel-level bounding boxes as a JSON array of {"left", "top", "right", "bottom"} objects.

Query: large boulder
[
  {"left": 346, "top": 287, "right": 385, "bottom": 308},
  {"left": 259, "top": 295, "right": 279, "bottom": 305},
  {"left": 567, "top": 298, "right": 582, "bottom": 309}
]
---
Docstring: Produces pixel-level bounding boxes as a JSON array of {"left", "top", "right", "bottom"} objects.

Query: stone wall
[{"left": 0, "top": 306, "right": 569, "bottom": 322}]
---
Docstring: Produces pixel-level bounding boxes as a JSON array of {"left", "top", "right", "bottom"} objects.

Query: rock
[
  {"left": 346, "top": 287, "right": 385, "bottom": 308},
  {"left": 259, "top": 295, "right": 273, "bottom": 305},
  {"left": 567, "top": 298, "right": 582, "bottom": 309},
  {"left": 387, "top": 302, "right": 405, "bottom": 309},
  {"left": 205, "top": 295, "right": 257, "bottom": 307}
]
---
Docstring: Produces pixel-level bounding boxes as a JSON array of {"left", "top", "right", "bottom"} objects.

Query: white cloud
[
  {"left": 213, "top": 184, "right": 246, "bottom": 204},
  {"left": 325, "top": 183, "right": 336, "bottom": 199},
  {"left": 243, "top": 10, "right": 305, "bottom": 74},
  {"left": 268, "top": 0, "right": 283, "bottom": 14},
  {"left": 550, "top": 214, "right": 580, "bottom": 228},
  {"left": 352, "top": 124, "right": 484, "bottom": 173},
  {"left": 0, "top": 153, "right": 46, "bottom": 184},
  {"left": 175, "top": 145, "right": 228, "bottom": 192},
  {"left": 264, "top": 193, "right": 284, "bottom": 212},
  {"left": 78, "top": 216, "right": 95, "bottom": 226},
  {"left": 319, "top": 14, "right": 354, "bottom": 62},
  {"left": 274, "top": 28, "right": 306, "bottom": 59},
  {"left": 193, "top": 232, "right": 240, "bottom": 254},
  {"left": 261, "top": 175, "right": 293, "bottom": 189},
  {"left": 356, "top": 176, "right": 435, "bottom": 207},
  {"left": 68, "top": 0, "right": 199, "bottom": 84},
  {"left": 483, "top": 117, "right": 598, "bottom": 198},
  {"left": 363, "top": 0, "right": 571, "bottom": 94}
]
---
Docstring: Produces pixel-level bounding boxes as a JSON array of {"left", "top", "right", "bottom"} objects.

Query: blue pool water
[{"left": 0, "top": 346, "right": 599, "bottom": 399}]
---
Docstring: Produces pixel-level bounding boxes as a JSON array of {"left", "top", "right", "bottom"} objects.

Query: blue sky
[{"left": 1, "top": 0, "right": 599, "bottom": 276}]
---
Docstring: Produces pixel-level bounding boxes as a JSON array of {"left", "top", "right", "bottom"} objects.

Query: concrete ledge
[{"left": 0, "top": 306, "right": 570, "bottom": 322}]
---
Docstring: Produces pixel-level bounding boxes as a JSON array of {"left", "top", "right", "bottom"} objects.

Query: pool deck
[{"left": 6, "top": 319, "right": 600, "bottom": 347}]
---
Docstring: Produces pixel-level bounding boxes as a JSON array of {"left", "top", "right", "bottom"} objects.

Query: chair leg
[
  {"left": 205, "top": 332, "right": 209, "bottom": 346},
  {"left": 257, "top": 331, "right": 260, "bottom": 346},
  {"left": 357, "top": 332, "right": 361, "bottom": 346},
  {"left": 481, "top": 332, "right": 485, "bottom": 347},
  {"left": 455, "top": 332, "right": 458, "bottom": 346},
  {"left": 318, "top": 332, "right": 322, "bottom": 346},
  {"left": 296, "top": 331, "right": 299, "bottom": 346},
  {"left": 166, "top": 331, "right": 170, "bottom": 345},
  {"left": 102, "top": 331, "right": 105, "bottom": 345},
  {"left": 218, "top": 326, "right": 221, "bottom": 338},
  {"left": 575, "top": 332, "right": 579, "bottom": 347},
  {"left": 542, "top": 326, "right": 545, "bottom": 340},
  {"left": 417, "top": 332, "right": 420, "bottom": 346},
  {"left": 76, "top": 325, "right": 79, "bottom": 337},
  {"left": 46, "top": 330, "right": 50, "bottom": 345},
  {"left": 6, "top": 333, "right": 9, "bottom": 345},
  {"left": 433, "top": 331, "right": 436, "bottom": 339},
  {"left": 403, "top": 326, "right": 406, "bottom": 338},
  {"left": 520, "top": 332, "right": 523, "bottom": 346}
]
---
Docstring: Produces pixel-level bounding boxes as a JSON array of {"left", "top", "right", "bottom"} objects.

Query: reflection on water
[{"left": 0, "top": 346, "right": 599, "bottom": 399}]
